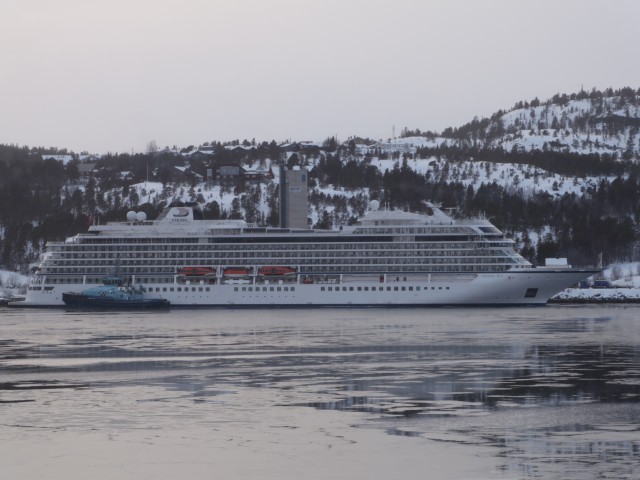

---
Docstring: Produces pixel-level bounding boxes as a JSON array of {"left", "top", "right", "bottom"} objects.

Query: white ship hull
[
  {"left": 17, "top": 269, "right": 594, "bottom": 308},
  {"left": 14, "top": 202, "right": 599, "bottom": 309}
]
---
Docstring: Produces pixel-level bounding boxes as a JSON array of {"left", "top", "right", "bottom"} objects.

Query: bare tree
[{"left": 146, "top": 140, "right": 159, "bottom": 154}]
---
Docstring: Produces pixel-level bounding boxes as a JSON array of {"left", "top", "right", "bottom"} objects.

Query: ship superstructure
[{"left": 20, "top": 202, "right": 597, "bottom": 307}]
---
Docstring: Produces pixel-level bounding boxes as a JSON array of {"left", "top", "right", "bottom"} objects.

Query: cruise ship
[{"left": 18, "top": 201, "right": 597, "bottom": 307}]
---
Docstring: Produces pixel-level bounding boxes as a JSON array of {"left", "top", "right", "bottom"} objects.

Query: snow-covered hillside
[
  {"left": 391, "top": 89, "right": 640, "bottom": 158},
  {"left": 115, "top": 153, "right": 607, "bottom": 232},
  {"left": 495, "top": 97, "right": 639, "bottom": 156}
]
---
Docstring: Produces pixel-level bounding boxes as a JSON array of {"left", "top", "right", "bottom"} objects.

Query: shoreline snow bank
[{"left": 550, "top": 287, "right": 640, "bottom": 303}]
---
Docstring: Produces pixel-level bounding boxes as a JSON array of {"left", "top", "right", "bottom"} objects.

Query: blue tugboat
[{"left": 63, "top": 274, "right": 170, "bottom": 309}]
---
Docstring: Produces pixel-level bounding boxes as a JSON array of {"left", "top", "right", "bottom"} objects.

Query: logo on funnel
[{"left": 173, "top": 207, "right": 189, "bottom": 217}]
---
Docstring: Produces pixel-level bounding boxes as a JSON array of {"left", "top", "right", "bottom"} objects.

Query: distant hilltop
[
  {"left": 10, "top": 86, "right": 640, "bottom": 161},
  {"left": 395, "top": 86, "right": 640, "bottom": 159}
]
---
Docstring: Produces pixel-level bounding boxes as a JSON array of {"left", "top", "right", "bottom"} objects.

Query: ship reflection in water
[{"left": 1, "top": 306, "right": 639, "bottom": 479}]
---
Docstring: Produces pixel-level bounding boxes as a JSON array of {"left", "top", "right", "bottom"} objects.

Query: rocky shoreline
[{"left": 549, "top": 287, "right": 640, "bottom": 304}]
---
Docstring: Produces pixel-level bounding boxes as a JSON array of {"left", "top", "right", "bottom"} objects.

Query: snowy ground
[
  {"left": 550, "top": 262, "right": 640, "bottom": 303},
  {"left": 551, "top": 287, "right": 640, "bottom": 303}
]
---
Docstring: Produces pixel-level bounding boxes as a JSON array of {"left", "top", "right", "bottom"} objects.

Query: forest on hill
[{"left": 1, "top": 87, "right": 639, "bottom": 272}]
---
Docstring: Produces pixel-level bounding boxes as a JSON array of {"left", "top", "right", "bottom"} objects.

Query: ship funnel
[{"left": 279, "top": 166, "right": 308, "bottom": 229}]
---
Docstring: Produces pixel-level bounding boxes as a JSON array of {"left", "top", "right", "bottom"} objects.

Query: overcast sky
[{"left": 1, "top": 0, "right": 638, "bottom": 154}]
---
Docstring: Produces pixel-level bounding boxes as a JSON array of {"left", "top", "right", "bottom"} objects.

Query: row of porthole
[
  {"left": 234, "top": 286, "right": 296, "bottom": 292},
  {"left": 142, "top": 286, "right": 299, "bottom": 293},
  {"left": 158, "top": 285, "right": 293, "bottom": 293},
  {"left": 143, "top": 286, "right": 211, "bottom": 293},
  {"left": 140, "top": 284, "right": 452, "bottom": 294},
  {"left": 320, "top": 285, "right": 451, "bottom": 292}
]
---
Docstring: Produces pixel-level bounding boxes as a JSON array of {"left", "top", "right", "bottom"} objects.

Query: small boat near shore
[{"left": 62, "top": 275, "right": 170, "bottom": 309}]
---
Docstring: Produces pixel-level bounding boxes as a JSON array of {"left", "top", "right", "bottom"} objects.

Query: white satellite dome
[
  {"left": 369, "top": 199, "right": 380, "bottom": 211},
  {"left": 136, "top": 211, "right": 147, "bottom": 222},
  {"left": 126, "top": 211, "right": 137, "bottom": 222}
]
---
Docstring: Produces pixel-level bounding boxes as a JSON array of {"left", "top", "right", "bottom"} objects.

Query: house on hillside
[
  {"left": 342, "top": 137, "right": 376, "bottom": 155},
  {"left": 42, "top": 154, "right": 74, "bottom": 164},
  {"left": 119, "top": 171, "right": 135, "bottom": 182},
  {"left": 190, "top": 146, "right": 215, "bottom": 161},
  {"left": 366, "top": 141, "right": 414, "bottom": 154},
  {"left": 242, "top": 166, "right": 271, "bottom": 183},
  {"left": 153, "top": 146, "right": 180, "bottom": 156},
  {"left": 172, "top": 165, "right": 204, "bottom": 184},
  {"left": 77, "top": 161, "right": 97, "bottom": 185},
  {"left": 216, "top": 164, "right": 242, "bottom": 184},
  {"left": 278, "top": 141, "right": 321, "bottom": 154},
  {"left": 298, "top": 141, "right": 321, "bottom": 153},
  {"left": 224, "top": 145, "right": 256, "bottom": 153}
]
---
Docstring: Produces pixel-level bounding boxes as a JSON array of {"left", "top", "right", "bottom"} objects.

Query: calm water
[{"left": 1, "top": 306, "right": 639, "bottom": 479}]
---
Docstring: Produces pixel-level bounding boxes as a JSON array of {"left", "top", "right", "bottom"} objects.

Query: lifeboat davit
[{"left": 258, "top": 266, "right": 297, "bottom": 277}]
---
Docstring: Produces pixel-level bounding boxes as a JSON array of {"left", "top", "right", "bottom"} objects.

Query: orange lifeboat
[
  {"left": 258, "top": 266, "right": 297, "bottom": 277},
  {"left": 177, "top": 266, "right": 216, "bottom": 277},
  {"left": 223, "top": 267, "right": 252, "bottom": 277}
]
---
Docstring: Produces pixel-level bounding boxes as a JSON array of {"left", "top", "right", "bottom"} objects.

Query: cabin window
[
  {"left": 524, "top": 288, "right": 538, "bottom": 298},
  {"left": 321, "top": 287, "right": 325, "bottom": 291},
  {"left": 234, "top": 287, "right": 238, "bottom": 292}
]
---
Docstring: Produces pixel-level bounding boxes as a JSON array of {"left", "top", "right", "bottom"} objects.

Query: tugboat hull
[{"left": 62, "top": 292, "right": 170, "bottom": 309}]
